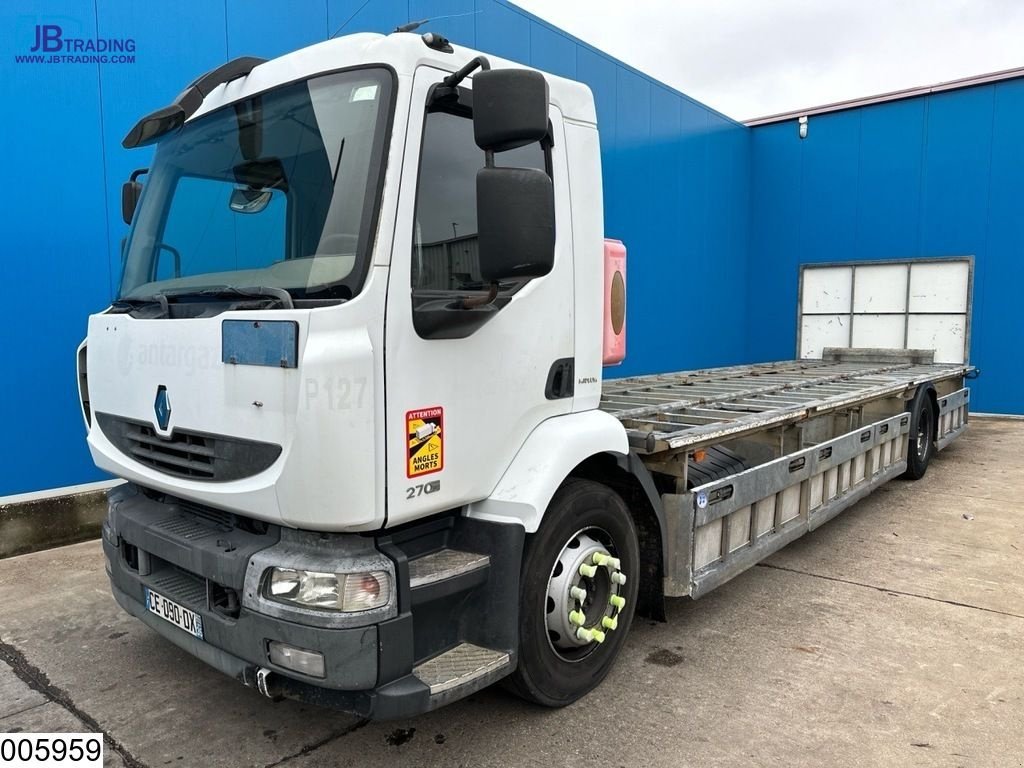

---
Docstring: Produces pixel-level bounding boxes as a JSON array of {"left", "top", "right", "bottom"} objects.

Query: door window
[{"left": 411, "top": 92, "right": 548, "bottom": 337}]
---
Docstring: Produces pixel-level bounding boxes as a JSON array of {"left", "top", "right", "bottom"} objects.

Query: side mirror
[
  {"left": 121, "top": 180, "right": 142, "bottom": 225},
  {"left": 476, "top": 167, "right": 554, "bottom": 282},
  {"left": 472, "top": 69, "right": 549, "bottom": 152}
]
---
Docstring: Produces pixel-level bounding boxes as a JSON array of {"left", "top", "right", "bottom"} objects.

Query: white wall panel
[
  {"left": 801, "top": 267, "right": 852, "bottom": 313},
  {"left": 799, "top": 258, "right": 971, "bottom": 363},
  {"left": 907, "top": 315, "right": 967, "bottom": 364},
  {"left": 853, "top": 264, "right": 908, "bottom": 313},
  {"left": 801, "top": 315, "right": 850, "bottom": 358},
  {"left": 852, "top": 314, "right": 906, "bottom": 349},
  {"left": 908, "top": 261, "right": 970, "bottom": 313}
]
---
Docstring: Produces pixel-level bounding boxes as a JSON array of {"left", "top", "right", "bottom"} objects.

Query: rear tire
[
  {"left": 503, "top": 479, "right": 640, "bottom": 707},
  {"left": 903, "top": 389, "right": 936, "bottom": 480}
]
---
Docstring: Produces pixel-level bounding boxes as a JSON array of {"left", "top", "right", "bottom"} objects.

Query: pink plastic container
[{"left": 603, "top": 239, "right": 627, "bottom": 366}]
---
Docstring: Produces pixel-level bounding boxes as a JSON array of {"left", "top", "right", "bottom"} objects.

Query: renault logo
[{"left": 154, "top": 385, "right": 172, "bottom": 431}]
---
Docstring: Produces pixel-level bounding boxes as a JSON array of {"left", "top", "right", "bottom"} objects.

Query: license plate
[{"left": 145, "top": 588, "right": 204, "bottom": 640}]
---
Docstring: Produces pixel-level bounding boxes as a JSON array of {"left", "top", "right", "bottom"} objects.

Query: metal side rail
[
  {"left": 661, "top": 412, "right": 911, "bottom": 599},
  {"left": 936, "top": 388, "right": 970, "bottom": 451},
  {"left": 600, "top": 359, "right": 971, "bottom": 453}
]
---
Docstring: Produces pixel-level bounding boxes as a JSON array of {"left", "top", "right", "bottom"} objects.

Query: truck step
[
  {"left": 408, "top": 549, "right": 489, "bottom": 588},
  {"left": 413, "top": 643, "right": 510, "bottom": 696}
]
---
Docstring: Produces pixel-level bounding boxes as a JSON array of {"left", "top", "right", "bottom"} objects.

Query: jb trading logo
[{"left": 15, "top": 23, "right": 136, "bottom": 65}]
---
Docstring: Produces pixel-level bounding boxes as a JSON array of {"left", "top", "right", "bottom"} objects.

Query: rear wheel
[
  {"left": 504, "top": 479, "right": 640, "bottom": 707},
  {"left": 903, "top": 389, "right": 936, "bottom": 480}
]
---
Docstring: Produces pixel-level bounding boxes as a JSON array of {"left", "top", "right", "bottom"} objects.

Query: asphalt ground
[{"left": 1, "top": 418, "right": 1021, "bottom": 767}]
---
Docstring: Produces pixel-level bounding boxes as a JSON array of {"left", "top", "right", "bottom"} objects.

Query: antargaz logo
[{"left": 15, "top": 24, "right": 136, "bottom": 65}]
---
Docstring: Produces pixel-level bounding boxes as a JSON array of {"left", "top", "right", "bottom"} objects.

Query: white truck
[{"left": 80, "top": 31, "right": 972, "bottom": 719}]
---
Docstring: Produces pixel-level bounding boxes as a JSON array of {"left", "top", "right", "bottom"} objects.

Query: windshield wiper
[
  {"left": 111, "top": 285, "right": 294, "bottom": 316},
  {"left": 167, "top": 285, "right": 295, "bottom": 310},
  {"left": 110, "top": 293, "right": 170, "bottom": 316}
]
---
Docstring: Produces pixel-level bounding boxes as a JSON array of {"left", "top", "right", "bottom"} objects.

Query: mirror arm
[
  {"left": 430, "top": 56, "right": 492, "bottom": 106},
  {"left": 460, "top": 282, "right": 499, "bottom": 310},
  {"left": 441, "top": 55, "right": 491, "bottom": 90}
]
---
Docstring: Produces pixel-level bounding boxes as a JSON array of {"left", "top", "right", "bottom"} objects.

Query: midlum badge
[{"left": 406, "top": 407, "right": 443, "bottom": 478}]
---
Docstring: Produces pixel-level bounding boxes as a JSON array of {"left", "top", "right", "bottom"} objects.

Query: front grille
[
  {"left": 127, "top": 421, "right": 215, "bottom": 478},
  {"left": 96, "top": 413, "right": 282, "bottom": 482},
  {"left": 154, "top": 514, "right": 223, "bottom": 540},
  {"left": 147, "top": 562, "right": 240, "bottom": 619},
  {"left": 166, "top": 496, "right": 270, "bottom": 536},
  {"left": 149, "top": 568, "right": 207, "bottom": 607},
  {"left": 174, "top": 501, "right": 235, "bottom": 531}
]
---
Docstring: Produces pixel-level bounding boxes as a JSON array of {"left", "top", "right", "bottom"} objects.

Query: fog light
[
  {"left": 266, "top": 568, "right": 391, "bottom": 612},
  {"left": 268, "top": 641, "right": 325, "bottom": 678}
]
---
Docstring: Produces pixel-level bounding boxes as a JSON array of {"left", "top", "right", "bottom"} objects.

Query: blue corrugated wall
[
  {"left": 747, "top": 81, "right": 1024, "bottom": 415},
  {"left": 7, "top": 0, "right": 1018, "bottom": 498},
  {"left": 1, "top": 0, "right": 750, "bottom": 496}
]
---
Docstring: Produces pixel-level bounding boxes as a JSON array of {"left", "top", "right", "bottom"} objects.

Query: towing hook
[{"left": 255, "top": 667, "right": 274, "bottom": 697}]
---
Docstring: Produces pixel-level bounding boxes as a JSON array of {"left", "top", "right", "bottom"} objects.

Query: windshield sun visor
[{"left": 122, "top": 56, "right": 267, "bottom": 149}]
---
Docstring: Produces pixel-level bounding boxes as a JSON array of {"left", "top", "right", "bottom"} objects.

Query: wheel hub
[
  {"left": 917, "top": 413, "right": 933, "bottom": 460},
  {"left": 545, "top": 529, "right": 628, "bottom": 659}
]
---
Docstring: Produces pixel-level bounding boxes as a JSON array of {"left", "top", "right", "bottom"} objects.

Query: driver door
[{"left": 383, "top": 65, "right": 576, "bottom": 527}]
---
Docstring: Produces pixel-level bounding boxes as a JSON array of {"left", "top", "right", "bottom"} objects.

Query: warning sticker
[{"left": 406, "top": 407, "right": 444, "bottom": 478}]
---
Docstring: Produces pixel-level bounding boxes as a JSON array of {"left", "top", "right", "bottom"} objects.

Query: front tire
[{"left": 504, "top": 479, "right": 640, "bottom": 707}]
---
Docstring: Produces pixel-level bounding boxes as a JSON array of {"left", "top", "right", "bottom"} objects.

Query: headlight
[{"left": 265, "top": 567, "right": 391, "bottom": 612}]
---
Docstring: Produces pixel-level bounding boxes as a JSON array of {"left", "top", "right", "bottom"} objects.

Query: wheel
[
  {"left": 903, "top": 388, "right": 936, "bottom": 480},
  {"left": 504, "top": 479, "right": 640, "bottom": 707}
]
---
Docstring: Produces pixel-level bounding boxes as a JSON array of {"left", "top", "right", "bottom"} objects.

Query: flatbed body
[
  {"left": 599, "top": 356, "right": 971, "bottom": 600},
  {"left": 602, "top": 358, "right": 970, "bottom": 453}
]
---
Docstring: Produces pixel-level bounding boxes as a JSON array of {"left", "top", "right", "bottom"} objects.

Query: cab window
[{"left": 411, "top": 90, "right": 549, "bottom": 338}]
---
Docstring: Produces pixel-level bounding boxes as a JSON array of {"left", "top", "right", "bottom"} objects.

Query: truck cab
[{"left": 85, "top": 32, "right": 632, "bottom": 718}]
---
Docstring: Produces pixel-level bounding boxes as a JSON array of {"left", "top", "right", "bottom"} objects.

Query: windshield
[{"left": 120, "top": 67, "right": 393, "bottom": 303}]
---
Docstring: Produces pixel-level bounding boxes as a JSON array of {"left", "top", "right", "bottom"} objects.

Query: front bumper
[
  {"left": 102, "top": 484, "right": 522, "bottom": 719},
  {"left": 106, "top": 578, "right": 423, "bottom": 718}
]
